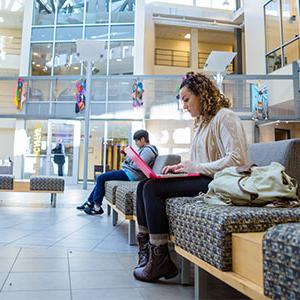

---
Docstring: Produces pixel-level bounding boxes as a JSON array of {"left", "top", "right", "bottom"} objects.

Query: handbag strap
[{"left": 237, "top": 176, "right": 259, "bottom": 201}]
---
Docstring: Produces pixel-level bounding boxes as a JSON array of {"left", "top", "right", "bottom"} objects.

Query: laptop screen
[{"left": 124, "top": 146, "right": 156, "bottom": 178}]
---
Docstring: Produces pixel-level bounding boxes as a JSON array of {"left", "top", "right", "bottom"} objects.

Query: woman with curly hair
[{"left": 133, "top": 72, "right": 248, "bottom": 282}]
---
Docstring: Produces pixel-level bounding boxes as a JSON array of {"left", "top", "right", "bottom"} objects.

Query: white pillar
[
  {"left": 13, "top": 119, "right": 26, "bottom": 179},
  {"left": 19, "top": 0, "right": 33, "bottom": 76},
  {"left": 190, "top": 28, "right": 198, "bottom": 70},
  {"left": 136, "top": 1, "right": 155, "bottom": 75},
  {"left": 243, "top": 0, "right": 266, "bottom": 74},
  {"left": 134, "top": 0, "right": 145, "bottom": 75}
]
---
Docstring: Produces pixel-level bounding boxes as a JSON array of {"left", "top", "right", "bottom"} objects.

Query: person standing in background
[{"left": 52, "top": 138, "right": 65, "bottom": 176}]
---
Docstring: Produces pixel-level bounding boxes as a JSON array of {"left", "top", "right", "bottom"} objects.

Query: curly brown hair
[{"left": 180, "top": 72, "right": 230, "bottom": 126}]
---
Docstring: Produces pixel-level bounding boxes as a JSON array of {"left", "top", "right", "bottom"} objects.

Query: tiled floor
[{"left": 0, "top": 185, "right": 248, "bottom": 299}]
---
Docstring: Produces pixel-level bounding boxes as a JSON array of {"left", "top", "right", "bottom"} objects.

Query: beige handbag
[{"left": 206, "top": 162, "right": 299, "bottom": 207}]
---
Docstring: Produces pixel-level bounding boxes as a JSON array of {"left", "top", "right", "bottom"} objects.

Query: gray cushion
[
  {"left": 248, "top": 139, "right": 300, "bottom": 194},
  {"left": 0, "top": 175, "right": 14, "bottom": 190},
  {"left": 30, "top": 176, "right": 64, "bottom": 191},
  {"left": 166, "top": 196, "right": 300, "bottom": 271},
  {"left": 0, "top": 166, "right": 13, "bottom": 175},
  {"left": 152, "top": 154, "right": 181, "bottom": 174},
  {"left": 263, "top": 223, "right": 300, "bottom": 299}
]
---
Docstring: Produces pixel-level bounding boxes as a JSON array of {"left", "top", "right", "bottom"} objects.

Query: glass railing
[{"left": 0, "top": 68, "right": 299, "bottom": 121}]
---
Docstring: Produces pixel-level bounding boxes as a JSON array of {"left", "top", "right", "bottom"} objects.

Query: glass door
[{"left": 47, "top": 120, "right": 80, "bottom": 184}]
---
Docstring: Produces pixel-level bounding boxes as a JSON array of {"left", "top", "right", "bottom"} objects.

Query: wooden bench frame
[
  {"left": 106, "top": 200, "right": 136, "bottom": 245},
  {"left": 174, "top": 232, "right": 270, "bottom": 300},
  {"left": 0, "top": 180, "right": 63, "bottom": 207}
]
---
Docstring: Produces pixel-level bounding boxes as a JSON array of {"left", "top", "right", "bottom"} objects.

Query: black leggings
[{"left": 136, "top": 176, "right": 213, "bottom": 234}]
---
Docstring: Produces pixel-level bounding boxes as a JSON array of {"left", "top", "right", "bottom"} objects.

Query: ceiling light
[
  {"left": 0, "top": 17, "right": 4, "bottom": 23},
  {"left": 184, "top": 33, "right": 191, "bottom": 39},
  {"left": 116, "top": 58, "right": 122, "bottom": 62}
]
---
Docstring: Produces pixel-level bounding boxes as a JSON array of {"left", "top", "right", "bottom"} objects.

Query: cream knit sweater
[{"left": 183, "top": 108, "right": 248, "bottom": 177}]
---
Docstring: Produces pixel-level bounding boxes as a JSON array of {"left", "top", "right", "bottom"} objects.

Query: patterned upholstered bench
[
  {"left": 0, "top": 175, "right": 14, "bottom": 190},
  {"left": 115, "top": 182, "right": 138, "bottom": 244},
  {"left": 0, "top": 175, "right": 64, "bottom": 207},
  {"left": 167, "top": 196, "right": 300, "bottom": 299},
  {"left": 104, "top": 154, "right": 181, "bottom": 245},
  {"left": 166, "top": 196, "right": 300, "bottom": 271},
  {"left": 263, "top": 223, "right": 300, "bottom": 299}
]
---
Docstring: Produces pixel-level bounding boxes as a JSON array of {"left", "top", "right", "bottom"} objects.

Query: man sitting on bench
[{"left": 76, "top": 130, "right": 158, "bottom": 215}]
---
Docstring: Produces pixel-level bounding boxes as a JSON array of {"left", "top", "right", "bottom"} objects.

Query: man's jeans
[{"left": 88, "top": 170, "right": 130, "bottom": 206}]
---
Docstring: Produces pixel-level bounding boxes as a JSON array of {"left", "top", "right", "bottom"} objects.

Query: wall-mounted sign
[{"left": 33, "top": 127, "right": 42, "bottom": 155}]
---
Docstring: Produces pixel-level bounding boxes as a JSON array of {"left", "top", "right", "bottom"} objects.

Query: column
[
  {"left": 19, "top": 0, "right": 33, "bottom": 76},
  {"left": 13, "top": 119, "right": 26, "bottom": 179},
  {"left": 190, "top": 28, "right": 198, "bottom": 70},
  {"left": 233, "top": 28, "right": 243, "bottom": 74}
]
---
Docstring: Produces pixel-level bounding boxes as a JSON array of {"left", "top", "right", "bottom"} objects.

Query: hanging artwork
[
  {"left": 251, "top": 81, "right": 269, "bottom": 120},
  {"left": 132, "top": 80, "right": 144, "bottom": 108},
  {"left": 15, "top": 77, "right": 27, "bottom": 110},
  {"left": 75, "top": 79, "right": 86, "bottom": 113}
]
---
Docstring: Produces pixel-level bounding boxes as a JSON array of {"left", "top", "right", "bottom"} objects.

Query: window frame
[{"left": 264, "top": 0, "right": 300, "bottom": 73}]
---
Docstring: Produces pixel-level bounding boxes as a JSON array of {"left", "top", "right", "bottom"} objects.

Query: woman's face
[{"left": 179, "top": 86, "right": 201, "bottom": 118}]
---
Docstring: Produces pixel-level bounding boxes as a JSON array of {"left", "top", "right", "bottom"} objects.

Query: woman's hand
[{"left": 162, "top": 163, "right": 186, "bottom": 174}]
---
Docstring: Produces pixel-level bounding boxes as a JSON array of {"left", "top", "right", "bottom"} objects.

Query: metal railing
[
  {"left": 154, "top": 48, "right": 234, "bottom": 72},
  {"left": 155, "top": 48, "right": 190, "bottom": 68}
]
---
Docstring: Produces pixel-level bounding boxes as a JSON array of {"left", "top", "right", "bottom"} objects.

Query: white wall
[
  {"left": 0, "top": 119, "right": 16, "bottom": 161},
  {"left": 244, "top": 0, "right": 266, "bottom": 74},
  {"left": 267, "top": 63, "right": 294, "bottom": 105},
  {"left": 0, "top": 23, "right": 22, "bottom": 74}
]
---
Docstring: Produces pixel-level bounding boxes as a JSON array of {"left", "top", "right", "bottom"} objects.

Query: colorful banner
[{"left": 15, "top": 77, "right": 27, "bottom": 110}]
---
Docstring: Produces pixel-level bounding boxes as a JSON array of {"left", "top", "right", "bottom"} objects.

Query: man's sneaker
[
  {"left": 76, "top": 201, "right": 92, "bottom": 210},
  {"left": 84, "top": 206, "right": 104, "bottom": 215}
]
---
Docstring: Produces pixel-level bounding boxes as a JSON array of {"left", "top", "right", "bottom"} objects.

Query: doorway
[
  {"left": 47, "top": 120, "right": 80, "bottom": 184},
  {"left": 275, "top": 128, "right": 291, "bottom": 141},
  {"left": 23, "top": 119, "right": 80, "bottom": 184}
]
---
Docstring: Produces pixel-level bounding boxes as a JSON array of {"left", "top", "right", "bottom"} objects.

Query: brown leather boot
[
  {"left": 133, "top": 243, "right": 178, "bottom": 282},
  {"left": 136, "top": 233, "right": 150, "bottom": 268}
]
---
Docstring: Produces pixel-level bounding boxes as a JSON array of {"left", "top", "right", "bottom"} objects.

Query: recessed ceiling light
[{"left": 184, "top": 33, "right": 191, "bottom": 39}]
